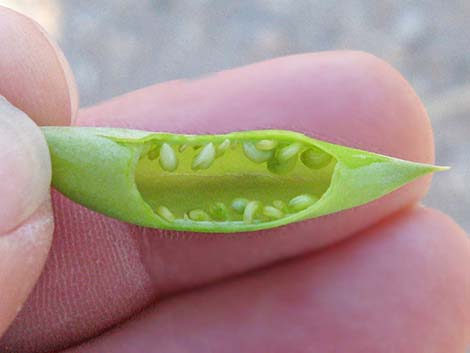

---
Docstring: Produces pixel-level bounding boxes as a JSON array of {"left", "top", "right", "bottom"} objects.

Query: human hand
[
  {"left": 0, "top": 5, "right": 76, "bottom": 344},
  {"left": 0, "top": 7, "right": 468, "bottom": 353}
]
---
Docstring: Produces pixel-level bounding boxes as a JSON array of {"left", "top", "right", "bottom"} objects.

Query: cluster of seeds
[
  {"left": 144, "top": 138, "right": 332, "bottom": 174},
  {"left": 155, "top": 194, "right": 320, "bottom": 224},
  {"left": 231, "top": 194, "right": 318, "bottom": 223},
  {"left": 143, "top": 138, "right": 332, "bottom": 223},
  {"left": 144, "top": 139, "right": 232, "bottom": 172}
]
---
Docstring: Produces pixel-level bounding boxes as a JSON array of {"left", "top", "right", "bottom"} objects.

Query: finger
[
  {"left": 0, "top": 6, "right": 78, "bottom": 125},
  {"left": 0, "top": 98, "right": 53, "bottom": 336},
  {"left": 0, "top": 6, "right": 78, "bottom": 337},
  {"left": 1, "top": 52, "right": 436, "bottom": 352},
  {"left": 80, "top": 50, "right": 433, "bottom": 164},
  {"left": 78, "top": 50, "right": 435, "bottom": 248},
  {"left": 70, "top": 207, "right": 470, "bottom": 353}
]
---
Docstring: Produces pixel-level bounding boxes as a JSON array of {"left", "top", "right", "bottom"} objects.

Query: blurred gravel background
[{"left": 2, "top": 0, "right": 469, "bottom": 231}]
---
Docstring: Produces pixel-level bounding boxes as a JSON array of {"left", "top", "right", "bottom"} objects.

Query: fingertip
[
  {"left": 253, "top": 49, "right": 435, "bottom": 163},
  {"left": 0, "top": 97, "right": 51, "bottom": 234},
  {"left": 0, "top": 6, "right": 79, "bottom": 126},
  {"left": 331, "top": 50, "right": 435, "bottom": 163}
]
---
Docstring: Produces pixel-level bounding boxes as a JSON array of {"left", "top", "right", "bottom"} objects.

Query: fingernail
[{"left": 0, "top": 97, "right": 51, "bottom": 234}]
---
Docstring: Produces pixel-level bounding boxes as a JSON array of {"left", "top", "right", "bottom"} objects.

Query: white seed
[
  {"left": 192, "top": 142, "right": 216, "bottom": 170},
  {"left": 188, "top": 209, "right": 211, "bottom": 221},
  {"left": 242, "top": 142, "right": 274, "bottom": 163},
  {"left": 262, "top": 206, "right": 283, "bottom": 219},
  {"left": 157, "top": 206, "right": 175, "bottom": 222},
  {"left": 243, "top": 201, "right": 261, "bottom": 224},
  {"left": 255, "top": 139, "right": 278, "bottom": 151},
  {"left": 216, "top": 139, "right": 231, "bottom": 157},
  {"left": 277, "top": 143, "right": 302, "bottom": 162},
  {"left": 159, "top": 143, "right": 178, "bottom": 171},
  {"left": 231, "top": 198, "right": 249, "bottom": 214},
  {"left": 288, "top": 194, "right": 318, "bottom": 212},
  {"left": 300, "top": 147, "right": 333, "bottom": 169}
]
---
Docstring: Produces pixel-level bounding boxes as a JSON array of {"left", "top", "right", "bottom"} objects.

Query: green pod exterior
[{"left": 41, "top": 127, "right": 446, "bottom": 233}]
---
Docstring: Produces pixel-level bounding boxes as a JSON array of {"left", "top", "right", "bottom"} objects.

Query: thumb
[
  {"left": 0, "top": 97, "right": 53, "bottom": 336},
  {"left": 0, "top": 5, "right": 78, "bottom": 337}
]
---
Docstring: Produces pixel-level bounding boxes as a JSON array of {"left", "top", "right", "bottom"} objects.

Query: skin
[{"left": 0, "top": 6, "right": 468, "bottom": 353}]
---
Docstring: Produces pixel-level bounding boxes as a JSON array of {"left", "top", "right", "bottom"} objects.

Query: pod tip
[{"left": 434, "top": 165, "right": 451, "bottom": 172}]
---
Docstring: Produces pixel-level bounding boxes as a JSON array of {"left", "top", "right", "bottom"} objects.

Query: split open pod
[{"left": 41, "top": 127, "right": 446, "bottom": 233}]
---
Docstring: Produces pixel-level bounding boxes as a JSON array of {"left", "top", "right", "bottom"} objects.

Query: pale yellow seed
[
  {"left": 243, "top": 142, "right": 273, "bottom": 163},
  {"left": 188, "top": 209, "right": 211, "bottom": 221},
  {"left": 216, "top": 139, "right": 230, "bottom": 157},
  {"left": 192, "top": 142, "right": 216, "bottom": 170},
  {"left": 243, "top": 201, "right": 261, "bottom": 224},
  {"left": 262, "top": 206, "right": 283, "bottom": 219},
  {"left": 231, "top": 198, "right": 249, "bottom": 214},
  {"left": 277, "top": 143, "right": 302, "bottom": 162},
  {"left": 288, "top": 194, "right": 318, "bottom": 212},
  {"left": 157, "top": 206, "right": 175, "bottom": 222},
  {"left": 159, "top": 143, "right": 178, "bottom": 171},
  {"left": 255, "top": 139, "right": 278, "bottom": 151}
]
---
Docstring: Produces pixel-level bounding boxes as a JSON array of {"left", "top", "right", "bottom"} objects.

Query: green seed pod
[{"left": 41, "top": 127, "right": 447, "bottom": 233}]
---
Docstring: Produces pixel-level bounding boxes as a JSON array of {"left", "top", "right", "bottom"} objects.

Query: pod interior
[{"left": 134, "top": 137, "right": 337, "bottom": 225}]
